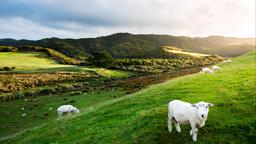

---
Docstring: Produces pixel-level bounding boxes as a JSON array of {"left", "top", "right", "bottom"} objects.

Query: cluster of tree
[
  {"left": 88, "top": 51, "right": 114, "bottom": 68},
  {"left": 0, "top": 46, "right": 17, "bottom": 52}
]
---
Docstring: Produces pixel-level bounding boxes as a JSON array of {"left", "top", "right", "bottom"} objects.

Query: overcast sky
[{"left": 0, "top": 0, "right": 255, "bottom": 40}]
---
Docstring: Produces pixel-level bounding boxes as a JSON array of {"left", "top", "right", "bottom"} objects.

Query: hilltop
[
  {"left": 0, "top": 33, "right": 255, "bottom": 59},
  {"left": 1, "top": 51, "right": 255, "bottom": 143}
]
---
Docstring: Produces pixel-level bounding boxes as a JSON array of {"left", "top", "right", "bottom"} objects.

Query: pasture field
[
  {"left": 0, "top": 51, "right": 134, "bottom": 137},
  {"left": 1, "top": 52, "right": 255, "bottom": 143},
  {"left": 0, "top": 52, "right": 133, "bottom": 77},
  {"left": 0, "top": 52, "right": 72, "bottom": 71},
  {"left": 163, "top": 46, "right": 210, "bottom": 57},
  {"left": 0, "top": 88, "right": 126, "bottom": 137}
]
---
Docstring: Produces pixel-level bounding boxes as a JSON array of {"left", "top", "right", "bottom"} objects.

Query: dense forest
[{"left": 0, "top": 33, "right": 254, "bottom": 59}]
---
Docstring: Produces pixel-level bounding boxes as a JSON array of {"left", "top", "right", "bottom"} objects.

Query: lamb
[
  {"left": 201, "top": 68, "right": 213, "bottom": 74},
  {"left": 21, "top": 113, "right": 26, "bottom": 117},
  {"left": 168, "top": 100, "right": 214, "bottom": 141},
  {"left": 223, "top": 59, "right": 232, "bottom": 63},
  {"left": 212, "top": 65, "right": 221, "bottom": 71},
  {"left": 57, "top": 105, "right": 80, "bottom": 117}
]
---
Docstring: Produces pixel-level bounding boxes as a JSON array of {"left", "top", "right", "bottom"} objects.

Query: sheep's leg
[
  {"left": 190, "top": 122, "right": 198, "bottom": 141},
  {"left": 58, "top": 112, "right": 62, "bottom": 117},
  {"left": 194, "top": 128, "right": 198, "bottom": 141},
  {"left": 174, "top": 121, "right": 181, "bottom": 133},
  {"left": 168, "top": 112, "right": 173, "bottom": 132},
  {"left": 199, "top": 121, "right": 205, "bottom": 128}
]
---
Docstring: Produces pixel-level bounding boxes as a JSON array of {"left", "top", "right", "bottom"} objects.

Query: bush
[
  {"left": 1, "top": 66, "right": 15, "bottom": 71},
  {"left": 113, "top": 55, "right": 223, "bottom": 72},
  {"left": 89, "top": 51, "right": 114, "bottom": 68},
  {"left": 0, "top": 46, "right": 18, "bottom": 52}
]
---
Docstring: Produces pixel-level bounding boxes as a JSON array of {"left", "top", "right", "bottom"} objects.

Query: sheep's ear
[
  {"left": 191, "top": 104, "right": 197, "bottom": 108},
  {"left": 208, "top": 103, "right": 214, "bottom": 107}
]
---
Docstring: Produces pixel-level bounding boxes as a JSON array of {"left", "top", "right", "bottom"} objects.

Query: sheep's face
[
  {"left": 74, "top": 108, "right": 80, "bottom": 113},
  {"left": 192, "top": 102, "right": 214, "bottom": 121}
]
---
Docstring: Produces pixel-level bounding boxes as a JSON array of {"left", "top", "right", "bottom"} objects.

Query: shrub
[
  {"left": 89, "top": 51, "right": 114, "bottom": 68},
  {"left": 0, "top": 46, "right": 18, "bottom": 52},
  {"left": 3, "top": 67, "right": 12, "bottom": 71}
]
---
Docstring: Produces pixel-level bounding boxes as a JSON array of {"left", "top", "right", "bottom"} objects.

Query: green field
[
  {"left": 1, "top": 51, "right": 255, "bottom": 143},
  {"left": 0, "top": 88, "right": 126, "bottom": 137},
  {"left": 163, "top": 46, "right": 210, "bottom": 57},
  {"left": 0, "top": 52, "right": 135, "bottom": 137},
  {"left": 0, "top": 52, "right": 71, "bottom": 71},
  {"left": 0, "top": 52, "right": 132, "bottom": 77}
]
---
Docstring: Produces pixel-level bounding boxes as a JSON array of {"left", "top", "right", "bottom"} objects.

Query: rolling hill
[
  {"left": 0, "top": 52, "right": 132, "bottom": 77},
  {"left": 0, "top": 33, "right": 255, "bottom": 59},
  {"left": 0, "top": 52, "right": 72, "bottom": 72},
  {"left": 1, "top": 51, "right": 255, "bottom": 143}
]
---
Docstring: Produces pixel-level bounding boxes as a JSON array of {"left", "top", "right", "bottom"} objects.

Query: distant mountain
[{"left": 0, "top": 33, "right": 255, "bottom": 58}]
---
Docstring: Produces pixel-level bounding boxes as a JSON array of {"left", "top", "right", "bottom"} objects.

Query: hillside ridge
[{"left": 0, "top": 33, "right": 255, "bottom": 58}]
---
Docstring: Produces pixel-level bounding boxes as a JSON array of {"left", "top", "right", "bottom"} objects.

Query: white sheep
[
  {"left": 57, "top": 105, "right": 80, "bottom": 117},
  {"left": 168, "top": 100, "right": 214, "bottom": 141},
  {"left": 223, "top": 59, "right": 232, "bottom": 63},
  {"left": 212, "top": 65, "right": 221, "bottom": 71},
  {"left": 21, "top": 113, "right": 26, "bottom": 117},
  {"left": 201, "top": 68, "right": 213, "bottom": 74}
]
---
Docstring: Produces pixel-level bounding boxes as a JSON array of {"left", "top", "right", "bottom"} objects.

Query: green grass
[
  {"left": 0, "top": 88, "right": 126, "bottom": 137},
  {"left": 0, "top": 52, "right": 71, "bottom": 71},
  {"left": 1, "top": 52, "right": 255, "bottom": 143},
  {"left": 163, "top": 46, "right": 210, "bottom": 57},
  {"left": 0, "top": 52, "right": 133, "bottom": 78}
]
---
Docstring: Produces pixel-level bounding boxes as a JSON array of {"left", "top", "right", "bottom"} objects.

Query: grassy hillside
[
  {"left": 0, "top": 33, "right": 255, "bottom": 58},
  {"left": 0, "top": 88, "right": 127, "bottom": 137},
  {"left": 1, "top": 51, "right": 255, "bottom": 143},
  {"left": 0, "top": 52, "right": 72, "bottom": 71},
  {"left": 0, "top": 52, "right": 132, "bottom": 77},
  {"left": 0, "top": 52, "right": 133, "bottom": 136},
  {"left": 163, "top": 46, "right": 209, "bottom": 57}
]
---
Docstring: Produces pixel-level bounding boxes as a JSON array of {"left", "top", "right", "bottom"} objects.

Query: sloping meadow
[{"left": 2, "top": 52, "right": 255, "bottom": 143}]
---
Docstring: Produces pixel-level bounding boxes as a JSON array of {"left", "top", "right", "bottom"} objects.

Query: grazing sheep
[
  {"left": 223, "top": 59, "right": 232, "bottom": 63},
  {"left": 202, "top": 68, "right": 213, "bottom": 74},
  {"left": 21, "top": 107, "right": 25, "bottom": 111},
  {"left": 212, "top": 65, "right": 221, "bottom": 71},
  {"left": 48, "top": 107, "right": 53, "bottom": 111},
  {"left": 57, "top": 105, "right": 79, "bottom": 117},
  {"left": 168, "top": 100, "right": 214, "bottom": 141},
  {"left": 21, "top": 113, "right": 26, "bottom": 117}
]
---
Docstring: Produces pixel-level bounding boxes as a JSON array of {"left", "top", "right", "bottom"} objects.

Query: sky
[{"left": 0, "top": 0, "right": 255, "bottom": 40}]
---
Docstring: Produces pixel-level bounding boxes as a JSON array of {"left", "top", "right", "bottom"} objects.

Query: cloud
[{"left": 0, "top": 0, "right": 255, "bottom": 39}]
